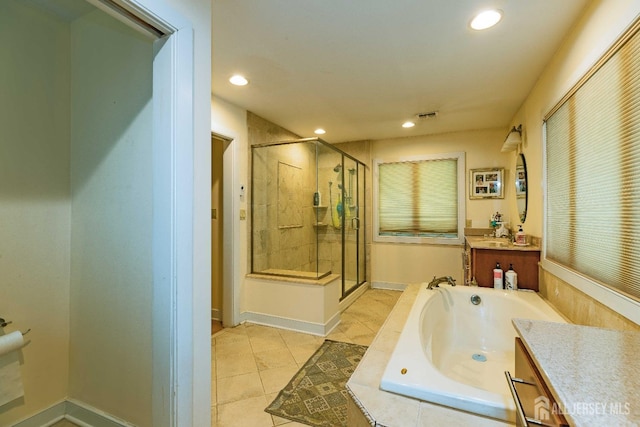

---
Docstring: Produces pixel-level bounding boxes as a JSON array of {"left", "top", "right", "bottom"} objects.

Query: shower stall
[{"left": 251, "top": 137, "right": 366, "bottom": 299}]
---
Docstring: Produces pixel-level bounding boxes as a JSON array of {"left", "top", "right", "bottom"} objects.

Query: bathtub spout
[{"left": 427, "top": 276, "right": 457, "bottom": 289}]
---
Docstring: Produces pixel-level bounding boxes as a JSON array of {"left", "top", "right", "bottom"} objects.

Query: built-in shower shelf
[{"left": 313, "top": 222, "right": 328, "bottom": 227}]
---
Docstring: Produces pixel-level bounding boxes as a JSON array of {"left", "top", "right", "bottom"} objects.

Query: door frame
[{"left": 211, "top": 132, "right": 235, "bottom": 327}]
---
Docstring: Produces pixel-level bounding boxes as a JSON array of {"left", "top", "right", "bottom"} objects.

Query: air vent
[{"left": 416, "top": 111, "right": 438, "bottom": 119}]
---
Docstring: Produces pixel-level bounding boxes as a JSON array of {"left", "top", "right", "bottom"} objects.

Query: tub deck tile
[{"left": 347, "top": 283, "right": 516, "bottom": 427}]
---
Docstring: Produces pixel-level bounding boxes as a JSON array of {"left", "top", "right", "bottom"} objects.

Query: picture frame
[
  {"left": 469, "top": 168, "right": 504, "bottom": 199},
  {"left": 515, "top": 165, "right": 527, "bottom": 198}
]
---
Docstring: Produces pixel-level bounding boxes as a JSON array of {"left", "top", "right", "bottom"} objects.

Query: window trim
[{"left": 373, "top": 152, "right": 465, "bottom": 245}]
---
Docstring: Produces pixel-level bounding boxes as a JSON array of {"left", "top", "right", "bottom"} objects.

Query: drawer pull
[
  {"left": 505, "top": 371, "right": 556, "bottom": 427},
  {"left": 511, "top": 376, "right": 536, "bottom": 386},
  {"left": 505, "top": 370, "right": 529, "bottom": 426}
]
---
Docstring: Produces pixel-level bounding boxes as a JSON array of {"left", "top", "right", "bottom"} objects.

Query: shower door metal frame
[
  {"left": 340, "top": 157, "right": 366, "bottom": 301},
  {"left": 249, "top": 137, "right": 367, "bottom": 299}
]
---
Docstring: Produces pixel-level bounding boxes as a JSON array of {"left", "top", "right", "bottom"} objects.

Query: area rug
[{"left": 265, "top": 340, "right": 368, "bottom": 427}]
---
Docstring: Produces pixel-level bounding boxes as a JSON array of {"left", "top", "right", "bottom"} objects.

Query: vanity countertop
[
  {"left": 465, "top": 235, "right": 540, "bottom": 251},
  {"left": 513, "top": 319, "right": 640, "bottom": 427}
]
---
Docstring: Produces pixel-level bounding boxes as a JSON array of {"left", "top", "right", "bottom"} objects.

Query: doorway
[{"left": 212, "top": 133, "right": 232, "bottom": 333}]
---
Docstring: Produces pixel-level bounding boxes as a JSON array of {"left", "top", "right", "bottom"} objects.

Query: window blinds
[
  {"left": 546, "top": 19, "right": 640, "bottom": 301},
  {"left": 378, "top": 158, "right": 458, "bottom": 236}
]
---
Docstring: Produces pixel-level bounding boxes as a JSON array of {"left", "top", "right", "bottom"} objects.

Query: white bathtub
[{"left": 380, "top": 284, "right": 565, "bottom": 422}]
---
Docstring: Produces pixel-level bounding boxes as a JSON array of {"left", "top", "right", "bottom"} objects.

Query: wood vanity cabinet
[
  {"left": 467, "top": 245, "right": 540, "bottom": 291},
  {"left": 507, "top": 338, "right": 570, "bottom": 427}
]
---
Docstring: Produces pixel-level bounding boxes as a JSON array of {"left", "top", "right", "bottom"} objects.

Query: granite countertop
[
  {"left": 465, "top": 236, "right": 540, "bottom": 252},
  {"left": 513, "top": 319, "right": 640, "bottom": 427}
]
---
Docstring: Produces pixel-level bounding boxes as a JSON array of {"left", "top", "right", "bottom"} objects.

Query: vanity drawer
[{"left": 505, "top": 338, "right": 570, "bottom": 427}]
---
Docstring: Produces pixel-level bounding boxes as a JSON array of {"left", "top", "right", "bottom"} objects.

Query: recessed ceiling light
[
  {"left": 229, "top": 74, "right": 249, "bottom": 86},
  {"left": 402, "top": 121, "right": 415, "bottom": 128},
  {"left": 314, "top": 128, "right": 326, "bottom": 135},
  {"left": 470, "top": 9, "right": 503, "bottom": 30}
]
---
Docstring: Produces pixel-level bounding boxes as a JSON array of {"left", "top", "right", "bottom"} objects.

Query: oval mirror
[{"left": 515, "top": 153, "right": 528, "bottom": 223}]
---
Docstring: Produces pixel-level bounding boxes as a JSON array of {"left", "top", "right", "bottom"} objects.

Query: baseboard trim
[
  {"left": 12, "top": 401, "right": 65, "bottom": 427},
  {"left": 371, "top": 281, "right": 407, "bottom": 291},
  {"left": 240, "top": 311, "right": 340, "bottom": 337},
  {"left": 12, "top": 399, "right": 134, "bottom": 427},
  {"left": 64, "top": 399, "right": 135, "bottom": 427}
]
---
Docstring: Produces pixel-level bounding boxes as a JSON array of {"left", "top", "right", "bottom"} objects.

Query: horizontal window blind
[
  {"left": 378, "top": 158, "right": 458, "bottom": 237},
  {"left": 546, "top": 19, "right": 640, "bottom": 301}
]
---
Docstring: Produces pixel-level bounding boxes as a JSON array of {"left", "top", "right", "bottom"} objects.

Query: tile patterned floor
[{"left": 211, "top": 288, "right": 401, "bottom": 427}]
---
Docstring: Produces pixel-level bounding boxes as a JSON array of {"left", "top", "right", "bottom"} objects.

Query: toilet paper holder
[{"left": 0, "top": 318, "right": 31, "bottom": 335}]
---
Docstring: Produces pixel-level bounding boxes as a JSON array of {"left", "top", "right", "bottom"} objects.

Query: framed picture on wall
[
  {"left": 515, "top": 165, "right": 527, "bottom": 198},
  {"left": 469, "top": 168, "right": 504, "bottom": 199}
]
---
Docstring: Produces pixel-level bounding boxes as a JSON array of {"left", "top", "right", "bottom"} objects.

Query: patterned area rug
[{"left": 265, "top": 340, "right": 368, "bottom": 427}]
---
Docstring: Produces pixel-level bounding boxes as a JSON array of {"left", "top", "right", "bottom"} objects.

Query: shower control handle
[{"left": 351, "top": 217, "right": 360, "bottom": 230}]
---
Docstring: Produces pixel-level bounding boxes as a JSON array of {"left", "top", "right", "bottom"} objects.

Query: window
[
  {"left": 545, "top": 19, "right": 640, "bottom": 302},
  {"left": 374, "top": 152, "right": 465, "bottom": 245}
]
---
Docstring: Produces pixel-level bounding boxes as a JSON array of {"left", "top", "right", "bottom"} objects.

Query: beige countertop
[
  {"left": 466, "top": 235, "right": 541, "bottom": 251},
  {"left": 513, "top": 319, "right": 640, "bottom": 427}
]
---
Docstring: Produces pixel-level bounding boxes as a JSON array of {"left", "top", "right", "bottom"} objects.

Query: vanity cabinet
[
  {"left": 465, "top": 237, "right": 540, "bottom": 290},
  {"left": 506, "top": 338, "right": 570, "bottom": 427}
]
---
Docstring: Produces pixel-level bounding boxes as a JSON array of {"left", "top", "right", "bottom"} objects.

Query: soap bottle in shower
[
  {"left": 493, "top": 262, "right": 503, "bottom": 289},
  {"left": 505, "top": 264, "right": 518, "bottom": 290}
]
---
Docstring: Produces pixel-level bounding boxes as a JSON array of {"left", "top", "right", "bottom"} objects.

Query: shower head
[{"left": 333, "top": 164, "right": 342, "bottom": 172}]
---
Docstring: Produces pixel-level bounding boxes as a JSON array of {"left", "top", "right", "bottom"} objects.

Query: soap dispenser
[{"left": 515, "top": 224, "right": 527, "bottom": 245}]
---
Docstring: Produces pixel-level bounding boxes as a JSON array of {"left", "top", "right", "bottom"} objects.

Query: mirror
[{"left": 515, "top": 153, "right": 528, "bottom": 223}]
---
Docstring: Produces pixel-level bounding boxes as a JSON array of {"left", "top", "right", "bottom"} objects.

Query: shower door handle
[{"left": 351, "top": 217, "right": 360, "bottom": 230}]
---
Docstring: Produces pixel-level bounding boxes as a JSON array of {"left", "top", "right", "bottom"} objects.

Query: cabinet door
[
  {"left": 472, "top": 249, "right": 540, "bottom": 290},
  {"left": 509, "top": 338, "right": 570, "bottom": 426}
]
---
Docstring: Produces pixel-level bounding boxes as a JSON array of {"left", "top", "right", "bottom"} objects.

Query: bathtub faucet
[{"left": 427, "top": 276, "right": 457, "bottom": 289}]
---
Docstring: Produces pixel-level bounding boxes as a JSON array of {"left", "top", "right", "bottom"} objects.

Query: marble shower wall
[{"left": 252, "top": 141, "right": 318, "bottom": 273}]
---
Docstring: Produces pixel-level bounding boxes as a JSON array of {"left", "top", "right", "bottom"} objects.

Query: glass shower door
[{"left": 343, "top": 158, "right": 364, "bottom": 296}]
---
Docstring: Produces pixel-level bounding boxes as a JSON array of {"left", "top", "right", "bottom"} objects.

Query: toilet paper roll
[{"left": 0, "top": 331, "right": 24, "bottom": 357}]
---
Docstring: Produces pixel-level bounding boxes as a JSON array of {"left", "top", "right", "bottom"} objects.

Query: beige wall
[
  {"left": 371, "top": 129, "right": 510, "bottom": 285},
  {"left": 252, "top": 142, "right": 318, "bottom": 273},
  {"left": 0, "top": 2, "right": 71, "bottom": 424},
  {"left": 510, "top": 0, "right": 640, "bottom": 327},
  {"left": 69, "top": 10, "right": 154, "bottom": 425}
]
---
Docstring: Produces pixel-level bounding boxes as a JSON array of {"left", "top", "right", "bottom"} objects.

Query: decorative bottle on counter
[
  {"left": 505, "top": 264, "right": 518, "bottom": 290},
  {"left": 493, "top": 262, "right": 503, "bottom": 289},
  {"left": 515, "top": 224, "right": 527, "bottom": 245}
]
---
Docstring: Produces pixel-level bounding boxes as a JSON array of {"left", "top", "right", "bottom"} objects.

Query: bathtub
[{"left": 380, "top": 284, "right": 565, "bottom": 422}]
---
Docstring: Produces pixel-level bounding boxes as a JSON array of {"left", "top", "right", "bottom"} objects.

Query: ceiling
[{"left": 212, "top": 0, "right": 590, "bottom": 143}]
